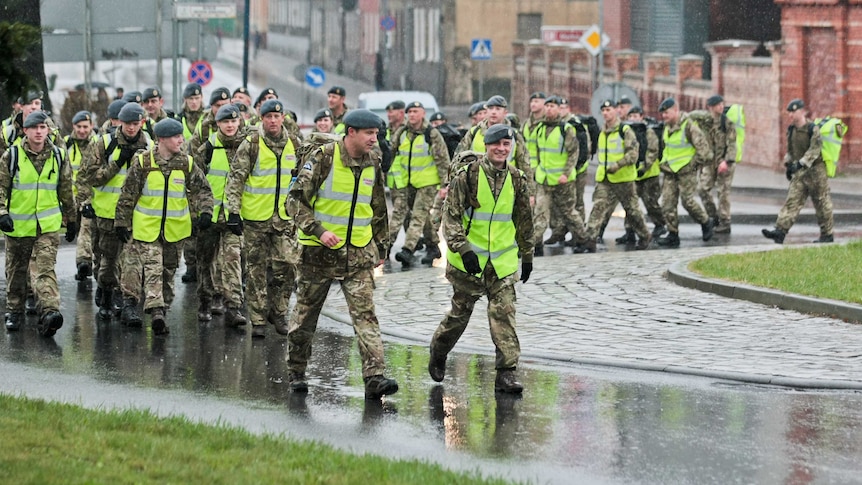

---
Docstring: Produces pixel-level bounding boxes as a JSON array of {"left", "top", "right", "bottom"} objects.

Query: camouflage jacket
[
  {"left": 113, "top": 147, "right": 213, "bottom": 229},
  {"left": 443, "top": 155, "right": 534, "bottom": 263},
  {"left": 601, "top": 117, "right": 639, "bottom": 169},
  {"left": 76, "top": 128, "right": 151, "bottom": 208},
  {"left": 665, "top": 113, "right": 714, "bottom": 164},
  {"left": 287, "top": 139, "right": 389, "bottom": 273},
  {"left": 708, "top": 114, "right": 737, "bottom": 164},
  {"left": 0, "top": 137, "right": 76, "bottom": 223},
  {"left": 390, "top": 119, "right": 451, "bottom": 186}
]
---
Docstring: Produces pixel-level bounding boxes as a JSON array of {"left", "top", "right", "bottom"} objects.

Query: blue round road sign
[
  {"left": 380, "top": 15, "right": 396, "bottom": 32},
  {"left": 188, "top": 60, "right": 214, "bottom": 86},
  {"left": 305, "top": 66, "right": 326, "bottom": 88}
]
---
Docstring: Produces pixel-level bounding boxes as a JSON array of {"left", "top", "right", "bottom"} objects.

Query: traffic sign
[
  {"left": 579, "top": 25, "right": 610, "bottom": 56},
  {"left": 188, "top": 60, "right": 214, "bottom": 86},
  {"left": 541, "top": 25, "right": 590, "bottom": 44},
  {"left": 380, "top": 15, "right": 396, "bottom": 32},
  {"left": 305, "top": 66, "right": 326, "bottom": 88},
  {"left": 470, "top": 38, "right": 492, "bottom": 60},
  {"left": 175, "top": 3, "right": 236, "bottom": 20}
]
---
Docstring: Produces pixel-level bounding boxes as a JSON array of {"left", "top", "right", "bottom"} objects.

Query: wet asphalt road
[{"left": 3, "top": 243, "right": 862, "bottom": 484}]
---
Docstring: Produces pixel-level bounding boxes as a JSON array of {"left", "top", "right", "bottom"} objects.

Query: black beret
[
  {"left": 233, "top": 86, "right": 250, "bottom": 97},
  {"left": 107, "top": 100, "right": 128, "bottom": 119},
  {"left": 529, "top": 91, "right": 547, "bottom": 100},
  {"left": 484, "top": 123, "right": 515, "bottom": 145},
  {"left": 123, "top": 91, "right": 143, "bottom": 103},
  {"left": 118, "top": 102, "right": 146, "bottom": 122},
  {"left": 209, "top": 87, "right": 231, "bottom": 106},
  {"left": 183, "top": 83, "right": 202, "bottom": 99},
  {"left": 72, "top": 110, "right": 92, "bottom": 125},
  {"left": 343, "top": 109, "right": 381, "bottom": 129},
  {"left": 658, "top": 97, "right": 676, "bottom": 112},
  {"left": 314, "top": 108, "right": 333, "bottom": 122},
  {"left": 406, "top": 101, "right": 424, "bottom": 112},
  {"left": 627, "top": 106, "right": 644, "bottom": 116},
  {"left": 618, "top": 96, "right": 632, "bottom": 105},
  {"left": 429, "top": 112, "right": 446, "bottom": 122},
  {"left": 706, "top": 95, "right": 724, "bottom": 107},
  {"left": 259, "top": 99, "right": 284, "bottom": 116},
  {"left": 18, "top": 90, "right": 43, "bottom": 104},
  {"left": 23, "top": 111, "right": 49, "bottom": 128},
  {"left": 600, "top": 99, "right": 617, "bottom": 109},
  {"left": 787, "top": 99, "right": 805, "bottom": 112},
  {"left": 215, "top": 104, "right": 241, "bottom": 122},
  {"left": 468, "top": 102, "right": 486, "bottom": 117},
  {"left": 385, "top": 100, "right": 406, "bottom": 111},
  {"left": 559, "top": 97, "right": 569, "bottom": 106},
  {"left": 544, "top": 96, "right": 562, "bottom": 105},
  {"left": 234, "top": 102, "right": 249, "bottom": 113},
  {"left": 328, "top": 86, "right": 346, "bottom": 96},
  {"left": 485, "top": 95, "right": 508, "bottom": 108},
  {"left": 142, "top": 87, "right": 161, "bottom": 101},
  {"left": 152, "top": 118, "right": 184, "bottom": 138},
  {"left": 255, "top": 87, "right": 278, "bottom": 107}
]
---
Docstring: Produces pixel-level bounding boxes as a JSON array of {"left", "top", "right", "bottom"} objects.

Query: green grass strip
[
  {"left": 0, "top": 394, "right": 518, "bottom": 485},
  {"left": 689, "top": 240, "right": 862, "bottom": 304}
]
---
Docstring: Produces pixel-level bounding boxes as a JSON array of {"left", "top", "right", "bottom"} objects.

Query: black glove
[
  {"left": 226, "top": 213, "right": 243, "bottom": 236},
  {"left": 117, "top": 146, "right": 138, "bottom": 166},
  {"left": 520, "top": 262, "right": 532, "bottom": 284},
  {"left": 786, "top": 161, "right": 802, "bottom": 180},
  {"left": 0, "top": 214, "right": 14, "bottom": 233},
  {"left": 115, "top": 226, "right": 131, "bottom": 243},
  {"left": 80, "top": 204, "right": 96, "bottom": 219},
  {"left": 462, "top": 251, "right": 481, "bottom": 275},
  {"left": 65, "top": 221, "right": 78, "bottom": 242},
  {"left": 637, "top": 167, "right": 646, "bottom": 178},
  {"left": 197, "top": 213, "right": 212, "bottom": 232}
]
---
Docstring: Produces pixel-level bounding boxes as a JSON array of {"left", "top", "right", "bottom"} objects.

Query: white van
[{"left": 357, "top": 91, "right": 440, "bottom": 121}]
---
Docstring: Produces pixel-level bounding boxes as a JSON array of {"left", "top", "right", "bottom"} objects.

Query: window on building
[{"left": 517, "top": 13, "right": 542, "bottom": 41}]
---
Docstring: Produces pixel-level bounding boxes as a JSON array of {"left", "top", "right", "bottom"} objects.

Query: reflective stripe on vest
[
  {"left": 205, "top": 132, "right": 231, "bottom": 222},
  {"left": 395, "top": 130, "right": 440, "bottom": 189},
  {"left": 131, "top": 152, "right": 193, "bottom": 243},
  {"left": 93, "top": 134, "right": 153, "bottom": 219},
  {"left": 534, "top": 124, "right": 567, "bottom": 185},
  {"left": 299, "top": 143, "right": 375, "bottom": 249},
  {"left": 662, "top": 119, "right": 696, "bottom": 173},
  {"left": 4, "top": 146, "right": 63, "bottom": 237},
  {"left": 240, "top": 136, "right": 295, "bottom": 222},
  {"left": 447, "top": 165, "right": 518, "bottom": 278},
  {"left": 596, "top": 124, "right": 636, "bottom": 183}
]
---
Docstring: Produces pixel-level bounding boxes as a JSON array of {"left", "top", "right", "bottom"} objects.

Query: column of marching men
[{"left": 1, "top": 83, "right": 836, "bottom": 399}]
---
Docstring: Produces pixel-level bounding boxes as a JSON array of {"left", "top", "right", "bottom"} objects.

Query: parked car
[{"left": 357, "top": 91, "right": 439, "bottom": 121}]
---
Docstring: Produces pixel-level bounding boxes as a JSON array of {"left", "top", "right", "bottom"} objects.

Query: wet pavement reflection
[{"left": 2, "top": 247, "right": 862, "bottom": 484}]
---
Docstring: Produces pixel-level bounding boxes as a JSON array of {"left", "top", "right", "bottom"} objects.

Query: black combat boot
[
  {"left": 38, "top": 310, "right": 64, "bottom": 338},
  {"left": 224, "top": 306, "right": 247, "bottom": 328},
  {"left": 714, "top": 220, "right": 731, "bottom": 234},
  {"left": 814, "top": 234, "right": 834, "bottom": 243},
  {"left": 651, "top": 224, "right": 667, "bottom": 238},
  {"left": 656, "top": 232, "right": 681, "bottom": 248},
  {"left": 575, "top": 239, "right": 597, "bottom": 253},
  {"left": 150, "top": 307, "right": 169, "bottom": 335},
  {"left": 543, "top": 232, "right": 565, "bottom": 246},
  {"left": 701, "top": 218, "right": 715, "bottom": 241},
  {"left": 635, "top": 234, "right": 651, "bottom": 250},
  {"left": 428, "top": 347, "right": 447, "bottom": 383},
  {"left": 761, "top": 228, "right": 785, "bottom": 244},
  {"left": 181, "top": 266, "right": 197, "bottom": 283},
  {"left": 98, "top": 289, "right": 114, "bottom": 320},
  {"left": 268, "top": 311, "right": 289, "bottom": 336},
  {"left": 615, "top": 229, "right": 636, "bottom": 245},
  {"left": 364, "top": 375, "right": 399, "bottom": 400},
  {"left": 211, "top": 294, "right": 225, "bottom": 315},
  {"left": 533, "top": 244, "right": 544, "bottom": 257},
  {"left": 288, "top": 371, "right": 309, "bottom": 393},
  {"left": 394, "top": 248, "right": 416, "bottom": 267},
  {"left": 75, "top": 261, "right": 92, "bottom": 281},
  {"left": 5, "top": 312, "right": 24, "bottom": 332},
  {"left": 197, "top": 298, "right": 212, "bottom": 322},
  {"left": 421, "top": 244, "right": 442, "bottom": 265},
  {"left": 494, "top": 369, "right": 524, "bottom": 394},
  {"left": 121, "top": 298, "right": 143, "bottom": 327},
  {"left": 25, "top": 294, "right": 38, "bottom": 315}
]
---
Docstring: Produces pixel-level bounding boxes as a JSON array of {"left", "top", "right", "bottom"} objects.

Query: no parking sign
[{"left": 188, "top": 60, "right": 214, "bottom": 86}]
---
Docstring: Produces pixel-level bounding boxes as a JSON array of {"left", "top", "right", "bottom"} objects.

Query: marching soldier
[
  {"left": 627, "top": 106, "right": 667, "bottom": 238},
  {"left": 114, "top": 118, "right": 214, "bottom": 336},
  {"left": 100, "top": 99, "right": 127, "bottom": 135},
  {"left": 286, "top": 109, "right": 398, "bottom": 400},
  {"left": 327, "top": 86, "right": 350, "bottom": 134},
  {"left": 698, "top": 95, "right": 738, "bottom": 234},
  {"left": 141, "top": 87, "right": 170, "bottom": 125},
  {"left": 313, "top": 108, "right": 334, "bottom": 134},
  {"left": 428, "top": 124, "right": 534, "bottom": 393},
  {"left": 1, "top": 111, "right": 77, "bottom": 336},
  {"left": 178, "top": 83, "right": 205, "bottom": 141},
  {"left": 65, "top": 110, "right": 98, "bottom": 281}
]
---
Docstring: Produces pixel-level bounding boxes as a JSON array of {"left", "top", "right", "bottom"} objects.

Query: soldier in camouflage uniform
[
  {"left": 77, "top": 102, "right": 153, "bottom": 320},
  {"left": 697, "top": 95, "right": 738, "bottom": 234},
  {"left": 455, "top": 96, "right": 532, "bottom": 182},
  {"left": 225, "top": 100, "right": 301, "bottom": 338},
  {"left": 763, "top": 99, "right": 834, "bottom": 244},
  {"left": 428, "top": 124, "right": 534, "bottom": 394},
  {"left": 1, "top": 111, "right": 77, "bottom": 336},
  {"left": 1, "top": 91, "right": 65, "bottom": 159},
  {"left": 178, "top": 83, "right": 205, "bottom": 141},
  {"left": 327, "top": 86, "right": 350, "bottom": 134},
  {"left": 100, "top": 99, "right": 127, "bottom": 136},
  {"left": 141, "top": 87, "right": 170, "bottom": 125},
  {"left": 191, "top": 104, "right": 247, "bottom": 326},
  {"left": 390, "top": 101, "right": 451, "bottom": 268},
  {"left": 249, "top": 88, "right": 304, "bottom": 141},
  {"left": 285, "top": 109, "right": 398, "bottom": 400},
  {"left": 655, "top": 98, "right": 715, "bottom": 248},
  {"left": 114, "top": 118, "right": 214, "bottom": 336},
  {"left": 627, "top": 107, "right": 666, "bottom": 238},
  {"left": 65, "top": 110, "right": 98, "bottom": 282}
]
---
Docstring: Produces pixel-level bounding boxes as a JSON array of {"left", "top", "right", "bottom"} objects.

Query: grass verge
[
  {"left": 0, "top": 394, "right": 516, "bottom": 485},
  {"left": 689, "top": 240, "right": 862, "bottom": 305}
]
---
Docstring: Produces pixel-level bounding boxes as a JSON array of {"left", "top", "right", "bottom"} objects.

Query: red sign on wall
[{"left": 541, "top": 25, "right": 589, "bottom": 44}]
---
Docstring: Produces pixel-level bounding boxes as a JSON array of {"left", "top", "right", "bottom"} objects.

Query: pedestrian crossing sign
[{"left": 471, "top": 38, "right": 492, "bottom": 60}]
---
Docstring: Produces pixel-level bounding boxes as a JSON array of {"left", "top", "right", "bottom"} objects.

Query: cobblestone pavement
[{"left": 321, "top": 244, "right": 862, "bottom": 389}]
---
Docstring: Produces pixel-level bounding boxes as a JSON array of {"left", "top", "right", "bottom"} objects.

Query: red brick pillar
[
  {"left": 675, "top": 55, "right": 704, "bottom": 93},
  {"left": 614, "top": 49, "right": 640, "bottom": 81},
  {"left": 704, "top": 40, "right": 760, "bottom": 95},
  {"left": 643, "top": 52, "right": 671, "bottom": 89}
]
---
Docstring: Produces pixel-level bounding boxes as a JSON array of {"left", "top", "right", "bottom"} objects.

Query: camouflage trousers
[
  {"left": 586, "top": 181, "right": 649, "bottom": 241},
  {"left": 243, "top": 221, "right": 297, "bottom": 327},
  {"left": 93, "top": 217, "right": 125, "bottom": 291},
  {"left": 288, "top": 267, "right": 386, "bottom": 379},
  {"left": 422, "top": 190, "right": 445, "bottom": 245},
  {"left": 402, "top": 185, "right": 439, "bottom": 251},
  {"left": 636, "top": 175, "right": 666, "bottom": 227},
  {"left": 195, "top": 223, "right": 244, "bottom": 307},
  {"left": 4, "top": 232, "right": 60, "bottom": 313},
  {"left": 388, "top": 186, "right": 411, "bottom": 248},
  {"left": 120, "top": 238, "right": 179, "bottom": 311},
  {"left": 549, "top": 170, "right": 588, "bottom": 238},
  {"left": 431, "top": 263, "right": 520, "bottom": 370},
  {"left": 75, "top": 216, "right": 94, "bottom": 265},
  {"left": 661, "top": 163, "right": 709, "bottom": 233},
  {"left": 183, "top": 236, "right": 197, "bottom": 267},
  {"left": 776, "top": 160, "right": 834, "bottom": 236},
  {"left": 534, "top": 182, "right": 587, "bottom": 244},
  {"left": 698, "top": 160, "right": 736, "bottom": 224}
]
